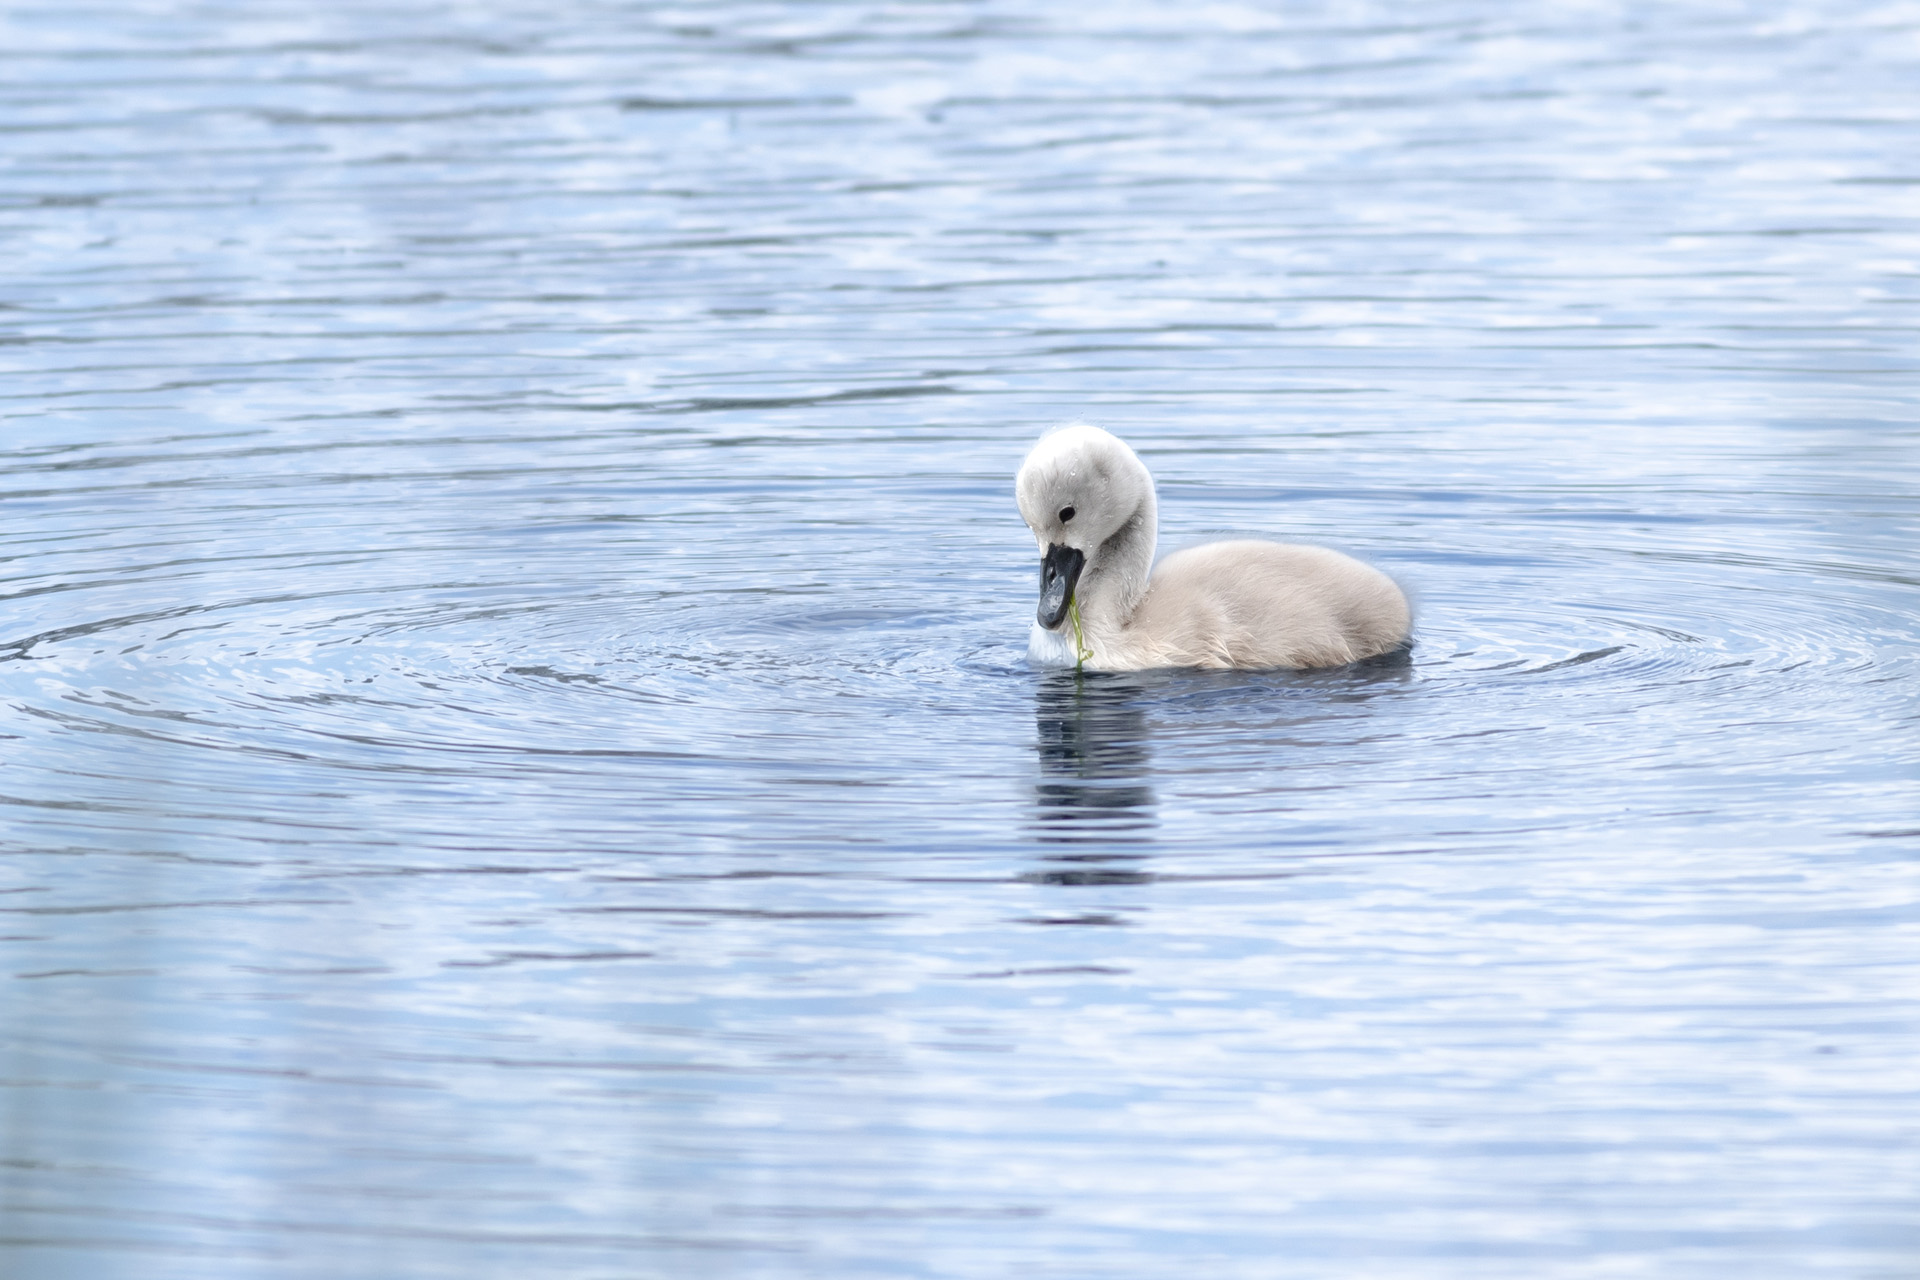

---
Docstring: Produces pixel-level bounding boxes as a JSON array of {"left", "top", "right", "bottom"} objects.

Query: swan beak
[{"left": 1037, "top": 543, "right": 1086, "bottom": 630}]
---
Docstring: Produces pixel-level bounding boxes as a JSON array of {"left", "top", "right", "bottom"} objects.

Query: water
[{"left": 3, "top": 1, "right": 1919, "bottom": 1275}]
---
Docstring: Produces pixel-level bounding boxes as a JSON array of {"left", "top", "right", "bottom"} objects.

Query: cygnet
[{"left": 1015, "top": 424, "right": 1410, "bottom": 671}]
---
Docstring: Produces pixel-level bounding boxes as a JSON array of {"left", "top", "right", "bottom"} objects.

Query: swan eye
[{"left": 1059, "top": 506, "right": 1076, "bottom": 523}]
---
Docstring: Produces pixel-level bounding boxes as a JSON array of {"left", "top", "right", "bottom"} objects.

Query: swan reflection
[{"left": 1029, "top": 673, "right": 1156, "bottom": 880}]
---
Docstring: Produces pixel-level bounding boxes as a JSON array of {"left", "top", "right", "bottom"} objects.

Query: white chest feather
[{"left": 1026, "top": 621, "right": 1079, "bottom": 668}]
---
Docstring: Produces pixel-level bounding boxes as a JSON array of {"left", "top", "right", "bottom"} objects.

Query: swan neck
[{"left": 1082, "top": 491, "right": 1156, "bottom": 626}]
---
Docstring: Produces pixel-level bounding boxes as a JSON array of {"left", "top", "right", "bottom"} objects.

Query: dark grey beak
[{"left": 1037, "top": 543, "right": 1085, "bottom": 630}]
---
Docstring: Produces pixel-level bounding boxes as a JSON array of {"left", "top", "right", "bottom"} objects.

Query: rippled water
[{"left": 4, "top": 1, "right": 1919, "bottom": 1276}]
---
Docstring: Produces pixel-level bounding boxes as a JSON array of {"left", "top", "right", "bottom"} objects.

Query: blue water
[{"left": 3, "top": 2, "right": 1918, "bottom": 1276}]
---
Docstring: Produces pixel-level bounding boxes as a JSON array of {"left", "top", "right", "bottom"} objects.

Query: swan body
[{"left": 1015, "top": 425, "right": 1410, "bottom": 671}]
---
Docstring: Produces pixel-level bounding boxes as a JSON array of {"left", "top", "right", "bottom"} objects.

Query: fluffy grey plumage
[{"left": 1015, "top": 424, "right": 1410, "bottom": 670}]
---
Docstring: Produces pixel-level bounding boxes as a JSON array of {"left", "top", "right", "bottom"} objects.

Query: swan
[{"left": 1015, "top": 424, "right": 1411, "bottom": 671}]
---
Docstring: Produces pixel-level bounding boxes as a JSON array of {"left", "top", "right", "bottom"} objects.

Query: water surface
[{"left": 3, "top": 1, "right": 1919, "bottom": 1276}]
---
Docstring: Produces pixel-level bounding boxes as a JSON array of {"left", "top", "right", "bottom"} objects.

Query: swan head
[{"left": 1015, "top": 424, "right": 1156, "bottom": 630}]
